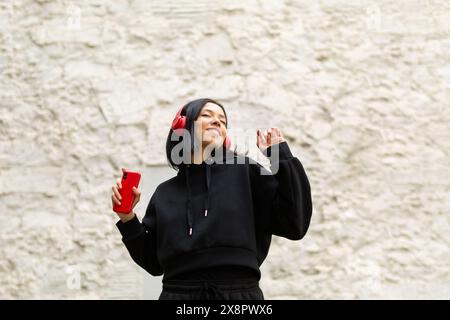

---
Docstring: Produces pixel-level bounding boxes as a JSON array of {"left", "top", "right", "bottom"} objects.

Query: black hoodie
[{"left": 116, "top": 141, "right": 312, "bottom": 281}]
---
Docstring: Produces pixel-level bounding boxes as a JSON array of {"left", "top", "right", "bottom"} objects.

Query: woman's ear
[{"left": 223, "top": 136, "right": 232, "bottom": 149}]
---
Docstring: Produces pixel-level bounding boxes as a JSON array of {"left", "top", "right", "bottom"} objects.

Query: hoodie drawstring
[
  {"left": 204, "top": 164, "right": 211, "bottom": 217},
  {"left": 185, "top": 162, "right": 212, "bottom": 236},
  {"left": 182, "top": 150, "right": 234, "bottom": 237},
  {"left": 186, "top": 165, "right": 193, "bottom": 236}
]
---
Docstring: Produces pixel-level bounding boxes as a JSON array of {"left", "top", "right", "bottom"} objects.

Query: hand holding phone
[{"left": 112, "top": 168, "right": 141, "bottom": 218}]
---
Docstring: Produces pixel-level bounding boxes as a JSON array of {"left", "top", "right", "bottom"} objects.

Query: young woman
[{"left": 111, "top": 98, "right": 312, "bottom": 300}]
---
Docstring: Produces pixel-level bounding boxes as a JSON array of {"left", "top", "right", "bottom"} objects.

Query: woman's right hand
[{"left": 112, "top": 169, "right": 140, "bottom": 223}]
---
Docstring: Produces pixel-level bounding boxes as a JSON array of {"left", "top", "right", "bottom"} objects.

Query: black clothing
[
  {"left": 159, "top": 278, "right": 264, "bottom": 300},
  {"left": 116, "top": 141, "right": 312, "bottom": 287}
]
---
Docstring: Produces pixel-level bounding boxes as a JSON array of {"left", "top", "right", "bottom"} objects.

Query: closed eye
[{"left": 201, "top": 114, "right": 227, "bottom": 126}]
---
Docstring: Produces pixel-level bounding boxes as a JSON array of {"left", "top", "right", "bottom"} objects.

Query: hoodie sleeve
[
  {"left": 115, "top": 194, "right": 163, "bottom": 276},
  {"left": 250, "top": 141, "right": 313, "bottom": 240}
]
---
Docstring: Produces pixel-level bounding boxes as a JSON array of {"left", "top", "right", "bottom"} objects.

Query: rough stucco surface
[{"left": 1, "top": 0, "right": 449, "bottom": 299}]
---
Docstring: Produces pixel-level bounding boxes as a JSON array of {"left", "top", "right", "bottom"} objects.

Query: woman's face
[{"left": 194, "top": 102, "right": 228, "bottom": 149}]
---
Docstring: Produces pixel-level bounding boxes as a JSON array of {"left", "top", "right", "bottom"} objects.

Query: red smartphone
[{"left": 113, "top": 168, "right": 141, "bottom": 214}]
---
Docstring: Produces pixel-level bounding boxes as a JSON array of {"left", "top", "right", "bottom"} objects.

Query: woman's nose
[{"left": 210, "top": 117, "right": 221, "bottom": 127}]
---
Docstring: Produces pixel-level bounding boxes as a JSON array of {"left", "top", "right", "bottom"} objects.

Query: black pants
[{"left": 159, "top": 278, "right": 265, "bottom": 300}]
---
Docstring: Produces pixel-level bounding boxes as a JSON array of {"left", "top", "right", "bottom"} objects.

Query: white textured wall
[{"left": 1, "top": 0, "right": 449, "bottom": 299}]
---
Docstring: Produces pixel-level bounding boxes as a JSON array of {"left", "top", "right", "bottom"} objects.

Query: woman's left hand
[{"left": 257, "top": 127, "right": 286, "bottom": 153}]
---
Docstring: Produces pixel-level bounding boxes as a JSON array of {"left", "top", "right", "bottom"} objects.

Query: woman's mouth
[{"left": 206, "top": 128, "right": 221, "bottom": 135}]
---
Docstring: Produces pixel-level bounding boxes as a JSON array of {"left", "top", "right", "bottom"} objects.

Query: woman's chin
[{"left": 203, "top": 137, "right": 223, "bottom": 149}]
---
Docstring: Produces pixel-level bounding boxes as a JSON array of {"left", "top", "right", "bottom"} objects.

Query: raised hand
[{"left": 257, "top": 127, "right": 286, "bottom": 153}]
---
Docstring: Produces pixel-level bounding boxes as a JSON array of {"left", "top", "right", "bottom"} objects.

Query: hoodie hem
[{"left": 162, "top": 246, "right": 261, "bottom": 281}]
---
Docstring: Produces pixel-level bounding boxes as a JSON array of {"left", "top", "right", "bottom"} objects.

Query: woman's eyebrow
[{"left": 203, "top": 109, "right": 226, "bottom": 120}]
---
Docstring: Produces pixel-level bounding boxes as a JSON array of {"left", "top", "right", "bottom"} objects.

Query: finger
[
  {"left": 112, "top": 186, "right": 122, "bottom": 200},
  {"left": 112, "top": 194, "right": 121, "bottom": 206},
  {"left": 132, "top": 195, "right": 140, "bottom": 207},
  {"left": 279, "top": 129, "right": 285, "bottom": 141},
  {"left": 272, "top": 127, "right": 278, "bottom": 136},
  {"left": 132, "top": 186, "right": 140, "bottom": 196},
  {"left": 116, "top": 178, "right": 122, "bottom": 189},
  {"left": 261, "top": 130, "right": 268, "bottom": 145},
  {"left": 267, "top": 128, "right": 272, "bottom": 145},
  {"left": 275, "top": 127, "right": 281, "bottom": 137},
  {"left": 271, "top": 127, "right": 280, "bottom": 143},
  {"left": 132, "top": 187, "right": 141, "bottom": 202},
  {"left": 132, "top": 188, "right": 140, "bottom": 208},
  {"left": 257, "top": 129, "right": 266, "bottom": 148},
  {"left": 256, "top": 129, "right": 261, "bottom": 147},
  {"left": 274, "top": 127, "right": 285, "bottom": 142}
]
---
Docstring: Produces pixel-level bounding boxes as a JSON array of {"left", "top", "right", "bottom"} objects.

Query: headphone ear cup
[
  {"left": 172, "top": 116, "right": 186, "bottom": 130},
  {"left": 171, "top": 107, "right": 186, "bottom": 135},
  {"left": 223, "top": 136, "right": 231, "bottom": 149}
]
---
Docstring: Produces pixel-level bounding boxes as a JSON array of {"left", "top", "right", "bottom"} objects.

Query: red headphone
[{"left": 171, "top": 106, "right": 232, "bottom": 149}]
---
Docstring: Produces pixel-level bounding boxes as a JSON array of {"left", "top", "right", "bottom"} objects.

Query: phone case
[{"left": 113, "top": 169, "right": 141, "bottom": 214}]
